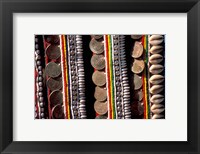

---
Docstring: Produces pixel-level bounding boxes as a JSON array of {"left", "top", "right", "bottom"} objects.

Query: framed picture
[{"left": 0, "top": 0, "right": 199, "bottom": 153}]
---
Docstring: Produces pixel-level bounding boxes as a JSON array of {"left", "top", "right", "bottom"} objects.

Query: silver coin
[
  {"left": 91, "top": 54, "right": 105, "bottom": 70},
  {"left": 52, "top": 104, "right": 64, "bottom": 119},
  {"left": 46, "top": 77, "right": 62, "bottom": 91},
  {"left": 89, "top": 39, "right": 104, "bottom": 54},
  {"left": 46, "top": 45, "right": 61, "bottom": 60},
  {"left": 133, "top": 74, "right": 143, "bottom": 90},
  {"left": 95, "top": 115, "right": 107, "bottom": 119},
  {"left": 131, "top": 35, "right": 142, "bottom": 39},
  {"left": 45, "top": 62, "right": 61, "bottom": 78},
  {"left": 91, "top": 35, "right": 103, "bottom": 40},
  {"left": 49, "top": 90, "right": 63, "bottom": 108},
  {"left": 46, "top": 35, "right": 60, "bottom": 44}
]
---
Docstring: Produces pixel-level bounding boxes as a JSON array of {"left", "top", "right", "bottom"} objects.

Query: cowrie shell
[
  {"left": 152, "top": 114, "right": 164, "bottom": 119},
  {"left": 150, "top": 94, "right": 164, "bottom": 104},
  {"left": 149, "top": 45, "right": 164, "bottom": 54},
  {"left": 151, "top": 104, "right": 164, "bottom": 110},
  {"left": 149, "top": 54, "right": 163, "bottom": 64},
  {"left": 149, "top": 35, "right": 163, "bottom": 41},
  {"left": 149, "top": 75, "right": 164, "bottom": 84},
  {"left": 151, "top": 104, "right": 165, "bottom": 114},
  {"left": 149, "top": 64, "right": 164, "bottom": 74},
  {"left": 150, "top": 85, "right": 164, "bottom": 94},
  {"left": 149, "top": 39, "right": 164, "bottom": 46}
]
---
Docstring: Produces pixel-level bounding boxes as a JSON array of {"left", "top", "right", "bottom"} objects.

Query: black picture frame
[{"left": 0, "top": 0, "right": 200, "bottom": 153}]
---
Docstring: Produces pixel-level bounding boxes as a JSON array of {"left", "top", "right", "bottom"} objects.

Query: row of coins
[
  {"left": 67, "top": 35, "right": 87, "bottom": 119},
  {"left": 131, "top": 35, "right": 145, "bottom": 117},
  {"left": 35, "top": 35, "right": 46, "bottom": 119},
  {"left": 44, "top": 35, "right": 64, "bottom": 119},
  {"left": 148, "top": 35, "right": 165, "bottom": 119},
  {"left": 113, "top": 35, "right": 131, "bottom": 119},
  {"left": 90, "top": 35, "right": 108, "bottom": 119}
]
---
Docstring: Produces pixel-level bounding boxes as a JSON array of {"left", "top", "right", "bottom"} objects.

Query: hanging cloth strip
[
  {"left": 142, "top": 35, "right": 151, "bottom": 119},
  {"left": 60, "top": 35, "right": 71, "bottom": 119},
  {"left": 104, "top": 35, "right": 131, "bottom": 119},
  {"left": 104, "top": 35, "right": 116, "bottom": 119},
  {"left": 60, "top": 35, "right": 87, "bottom": 119}
]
